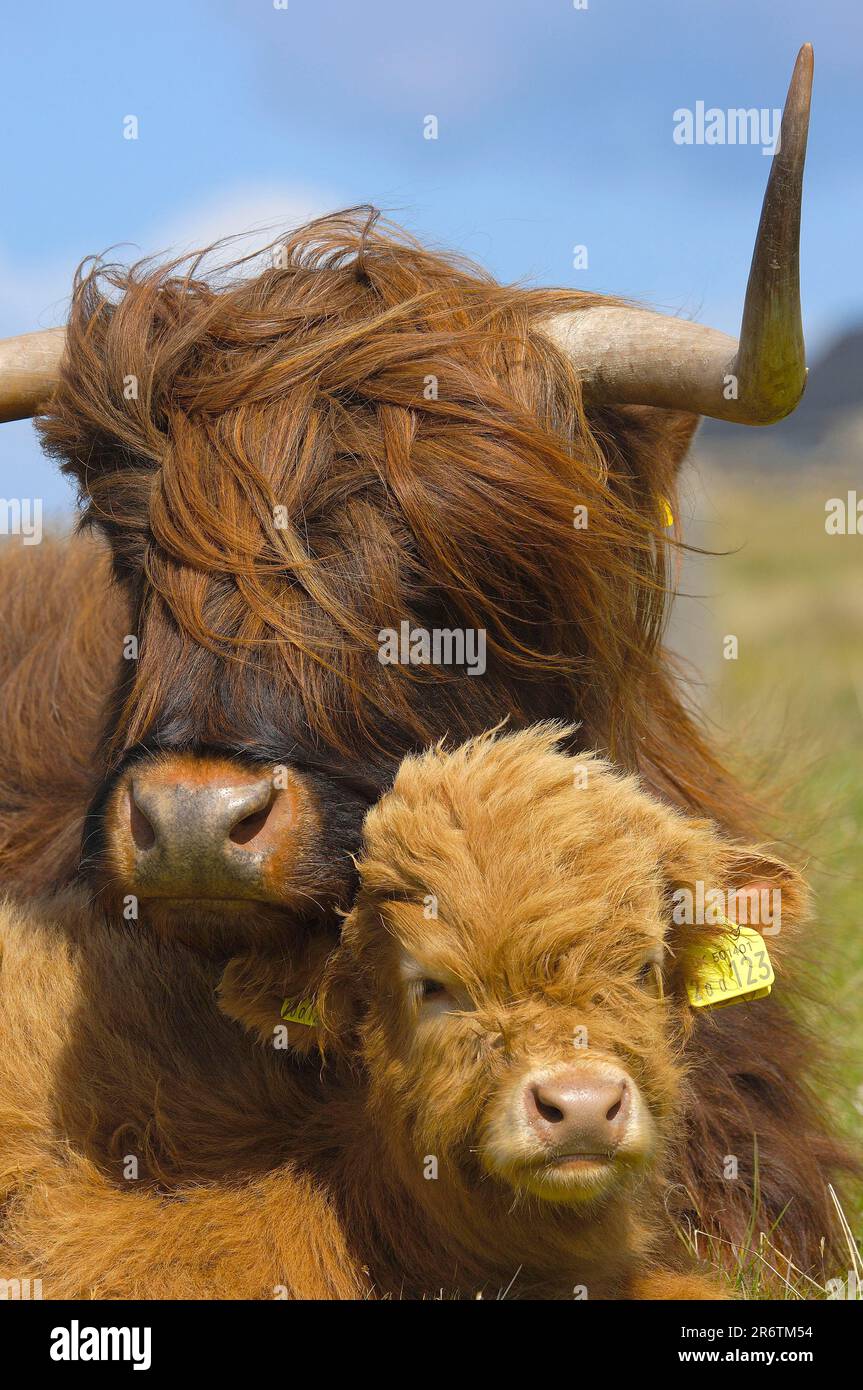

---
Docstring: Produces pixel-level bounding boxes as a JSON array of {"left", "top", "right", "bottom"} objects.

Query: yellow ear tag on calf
[
  {"left": 280, "top": 997, "right": 319, "bottom": 1027},
  {"left": 685, "top": 917, "right": 775, "bottom": 1010}
]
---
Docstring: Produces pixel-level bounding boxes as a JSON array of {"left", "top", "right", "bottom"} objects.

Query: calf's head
[{"left": 320, "top": 727, "right": 805, "bottom": 1232}]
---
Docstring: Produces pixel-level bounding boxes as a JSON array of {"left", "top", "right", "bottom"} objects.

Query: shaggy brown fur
[
  {"left": 0, "top": 536, "right": 125, "bottom": 894},
  {"left": 2, "top": 726, "right": 791, "bottom": 1299},
  {"left": 35, "top": 210, "right": 722, "bottom": 808},
  {"left": 0, "top": 889, "right": 362, "bottom": 1298},
  {"left": 0, "top": 209, "right": 851, "bottom": 1268}
]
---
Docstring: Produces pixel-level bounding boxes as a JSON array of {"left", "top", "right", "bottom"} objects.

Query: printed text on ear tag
[
  {"left": 280, "top": 997, "right": 319, "bottom": 1027},
  {"left": 685, "top": 918, "right": 774, "bottom": 1009}
]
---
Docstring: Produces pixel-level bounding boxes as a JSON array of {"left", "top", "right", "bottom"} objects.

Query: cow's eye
[
  {"left": 417, "top": 978, "right": 460, "bottom": 1014},
  {"left": 420, "top": 978, "right": 449, "bottom": 1000}
]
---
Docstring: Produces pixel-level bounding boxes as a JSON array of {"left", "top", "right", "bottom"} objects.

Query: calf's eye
[
  {"left": 413, "top": 977, "right": 476, "bottom": 1015},
  {"left": 637, "top": 960, "right": 664, "bottom": 999}
]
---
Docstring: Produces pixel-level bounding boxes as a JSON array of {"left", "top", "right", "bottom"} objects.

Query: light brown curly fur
[{"left": 0, "top": 727, "right": 821, "bottom": 1299}]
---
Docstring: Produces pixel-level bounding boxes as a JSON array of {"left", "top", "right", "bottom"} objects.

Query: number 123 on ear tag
[{"left": 685, "top": 919, "right": 775, "bottom": 1009}]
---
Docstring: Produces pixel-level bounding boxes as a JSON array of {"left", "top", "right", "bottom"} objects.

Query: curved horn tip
[
  {"left": 789, "top": 42, "right": 811, "bottom": 91},
  {"left": 787, "top": 44, "right": 814, "bottom": 115}
]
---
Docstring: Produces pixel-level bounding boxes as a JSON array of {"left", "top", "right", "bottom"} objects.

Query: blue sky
[{"left": 2, "top": 0, "right": 861, "bottom": 513}]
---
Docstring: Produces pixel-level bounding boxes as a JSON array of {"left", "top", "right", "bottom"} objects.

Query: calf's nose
[
  {"left": 109, "top": 756, "right": 303, "bottom": 902},
  {"left": 523, "top": 1066, "right": 630, "bottom": 1155}
]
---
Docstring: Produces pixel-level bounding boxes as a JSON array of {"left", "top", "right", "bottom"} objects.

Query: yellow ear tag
[
  {"left": 685, "top": 917, "right": 774, "bottom": 1010},
  {"left": 660, "top": 497, "right": 675, "bottom": 528},
  {"left": 280, "top": 997, "right": 319, "bottom": 1028}
]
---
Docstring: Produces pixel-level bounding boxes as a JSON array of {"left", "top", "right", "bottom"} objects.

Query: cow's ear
[
  {"left": 607, "top": 405, "right": 701, "bottom": 474},
  {"left": 652, "top": 408, "right": 702, "bottom": 472},
  {"left": 217, "top": 953, "right": 288, "bottom": 1046},
  {"left": 585, "top": 403, "right": 700, "bottom": 545},
  {"left": 714, "top": 846, "right": 809, "bottom": 935}
]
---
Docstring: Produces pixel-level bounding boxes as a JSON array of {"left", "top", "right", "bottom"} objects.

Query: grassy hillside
[{"left": 684, "top": 467, "right": 863, "bottom": 1297}]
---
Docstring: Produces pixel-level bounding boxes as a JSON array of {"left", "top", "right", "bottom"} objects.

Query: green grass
[{"left": 686, "top": 472, "right": 863, "bottom": 1297}]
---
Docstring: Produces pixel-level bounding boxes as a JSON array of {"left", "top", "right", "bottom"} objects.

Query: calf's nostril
[
  {"left": 606, "top": 1096, "right": 623, "bottom": 1123},
  {"left": 532, "top": 1087, "right": 565, "bottom": 1125}
]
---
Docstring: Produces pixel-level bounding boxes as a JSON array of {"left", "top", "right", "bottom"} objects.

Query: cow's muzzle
[{"left": 102, "top": 754, "right": 320, "bottom": 910}]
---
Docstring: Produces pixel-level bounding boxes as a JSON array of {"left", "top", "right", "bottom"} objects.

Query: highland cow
[
  {"left": 0, "top": 47, "right": 850, "bottom": 1270},
  {"left": 0, "top": 727, "right": 819, "bottom": 1299}
]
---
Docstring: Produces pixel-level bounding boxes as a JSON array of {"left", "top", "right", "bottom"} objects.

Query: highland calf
[{"left": 0, "top": 728, "right": 821, "bottom": 1299}]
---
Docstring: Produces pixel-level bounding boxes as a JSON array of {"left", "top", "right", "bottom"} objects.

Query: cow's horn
[
  {"left": 0, "top": 49, "right": 812, "bottom": 429},
  {"left": 0, "top": 328, "right": 67, "bottom": 424},
  {"left": 543, "top": 44, "right": 813, "bottom": 424}
]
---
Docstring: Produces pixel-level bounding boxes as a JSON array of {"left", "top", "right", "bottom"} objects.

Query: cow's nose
[
  {"left": 108, "top": 757, "right": 303, "bottom": 902},
  {"left": 523, "top": 1067, "right": 631, "bottom": 1156},
  {"left": 130, "top": 774, "right": 274, "bottom": 854}
]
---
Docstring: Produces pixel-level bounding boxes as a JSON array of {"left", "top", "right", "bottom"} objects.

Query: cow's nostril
[
  {"left": 606, "top": 1097, "right": 622, "bottom": 1123},
  {"left": 228, "top": 797, "right": 274, "bottom": 847},
  {"left": 129, "top": 788, "right": 156, "bottom": 852}
]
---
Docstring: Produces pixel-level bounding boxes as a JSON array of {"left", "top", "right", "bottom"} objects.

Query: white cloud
[
  {"left": 141, "top": 182, "right": 341, "bottom": 265},
  {"left": 0, "top": 181, "right": 341, "bottom": 339},
  {"left": 0, "top": 181, "right": 341, "bottom": 511},
  {"left": 0, "top": 252, "right": 77, "bottom": 336}
]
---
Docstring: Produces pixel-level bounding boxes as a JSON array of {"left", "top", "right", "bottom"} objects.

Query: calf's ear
[
  {"left": 662, "top": 815, "right": 810, "bottom": 943},
  {"left": 716, "top": 849, "right": 809, "bottom": 936},
  {"left": 315, "top": 922, "right": 368, "bottom": 1062}
]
